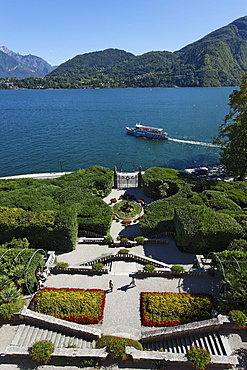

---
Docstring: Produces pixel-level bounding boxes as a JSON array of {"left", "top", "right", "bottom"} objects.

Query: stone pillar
[
  {"left": 138, "top": 166, "right": 142, "bottom": 188},
  {"left": 113, "top": 166, "right": 118, "bottom": 189}
]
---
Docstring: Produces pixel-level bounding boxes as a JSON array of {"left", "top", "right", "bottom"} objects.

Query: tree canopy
[{"left": 214, "top": 73, "right": 247, "bottom": 180}]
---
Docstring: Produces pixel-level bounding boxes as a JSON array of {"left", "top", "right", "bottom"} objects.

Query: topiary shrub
[
  {"left": 30, "top": 340, "right": 54, "bottom": 364},
  {"left": 188, "top": 346, "right": 211, "bottom": 370},
  {"left": 104, "top": 235, "right": 113, "bottom": 244},
  {"left": 135, "top": 236, "right": 146, "bottom": 245},
  {"left": 171, "top": 264, "right": 185, "bottom": 276},
  {"left": 96, "top": 335, "right": 143, "bottom": 354},
  {"left": 0, "top": 301, "right": 24, "bottom": 320},
  {"left": 144, "top": 264, "right": 155, "bottom": 273},
  {"left": 93, "top": 263, "right": 104, "bottom": 271},
  {"left": 228, "top": 238, "right": 247, "bottom": 252},
  {"left": 142, "top": 167, "right": 179, "bottom": 198},
  {"left": 118, "top": 249, "right": 129, "bottom": 254},
  {"left": 55, "top": 262, "right": 69, "bottom": 269}
]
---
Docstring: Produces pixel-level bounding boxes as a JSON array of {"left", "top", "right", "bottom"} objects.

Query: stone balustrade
[{"left": 18, "top": 306, "right": 101, "bottom": 340}]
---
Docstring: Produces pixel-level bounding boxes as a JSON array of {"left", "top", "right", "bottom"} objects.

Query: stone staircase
[
  {"left": 10, "top": 323, "right": 96, "bottom": 350},
  {"left": 142, "top": 330, "right": 230, "bottom": 356}
]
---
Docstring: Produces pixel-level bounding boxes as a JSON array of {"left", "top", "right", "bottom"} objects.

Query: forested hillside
[{"left": 1, "top": 15, "right": 247, "bottom": 88}]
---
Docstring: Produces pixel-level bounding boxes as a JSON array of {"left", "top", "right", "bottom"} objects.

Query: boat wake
[{"left": 168, "top": 137, "right": 219, "bottom": 148}]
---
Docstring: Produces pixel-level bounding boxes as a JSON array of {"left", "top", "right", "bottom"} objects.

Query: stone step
[
  {"left": 10, "top": 324, "right": 95, "bottom": 350},
  {"left": 143, "top": 331, "right": 229, "bottom": 356}
]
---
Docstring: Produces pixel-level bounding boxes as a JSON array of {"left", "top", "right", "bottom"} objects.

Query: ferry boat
[{"left": 126, "top": 123, "right": 168, "bottom": 139}]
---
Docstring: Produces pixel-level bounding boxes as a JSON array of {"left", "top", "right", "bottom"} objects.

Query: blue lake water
[{"left": 0, "top": 87, "right": 235, "bottom": 177}]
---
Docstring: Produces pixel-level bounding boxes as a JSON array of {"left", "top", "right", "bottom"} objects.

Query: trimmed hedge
[
  {"left": 174, "top": 204, "right": 243, "bottom": 254},
  {"left": 200, "top": 190, "right": 242, "bottom": 211},
  {"left": 211, "top": 181, "right": 247, "bottom": 207},
  {"left": 0, "top": 206, "right": 78, "bottom": 252},
  {"left": 0, "top": 166, "right": 113, "bottom": 251},
  {"left": 139, "top": 196, "right": 189, "bottom": 236},
  {"left": 77, "top": 196, "right": 112, "bottom": 235},
  {"left": 142, "top": 167, "right": 179, "bottom": 198}
]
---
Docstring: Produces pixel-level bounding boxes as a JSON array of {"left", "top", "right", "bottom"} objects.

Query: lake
[{"left": 0, "top": 87, "right": 235, "bottom": 177}]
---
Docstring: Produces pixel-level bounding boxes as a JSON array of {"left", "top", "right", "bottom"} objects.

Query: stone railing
[
  {"left": 75, "top": 251, "right": 170, "bottom": 269},
  {"left": 78, "top": 237, "right": 105, "bottom": 244},
  {"left": 5, "top": 346, "right": 107, "bottom": 359},
  {"left": 126, "top": 348, "right": 238, "bottom": 367},
  {"left": 51, "top": 266, "right": 108, "bottom": 275},
  {"left": 141, "top": 315, "right": 231, "bottom": 341},
  {"left": 5, "top": 344, "right": 238, "bottom": 367},
  {"left": 18, "top": 306, "right": 101, "bottom": 340},
  {"left": 137, "top": 268, "right": 206, "bottom": 277},
  {"left": 45, "top": 251, "right": 56, "bottom": 268}
]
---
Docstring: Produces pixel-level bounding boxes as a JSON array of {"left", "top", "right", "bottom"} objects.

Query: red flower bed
[
  {"left": 30, "top": 288, "right": 106, "bottom": 324},
  {"left": 141, "top": 292, "right": 216, "bottom": 327}
]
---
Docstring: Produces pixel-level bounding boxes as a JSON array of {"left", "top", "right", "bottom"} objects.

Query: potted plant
[
  {"left": 135, "top": 236, "right": 146, "bottom": 245},
  {"left": 118, "top": 248, "right": 129, "bottom": 254},
  {"left": 54, "top": 262, "right": 69, "bottom": 270},
  {"left": 93, "top": 263, "right": 105, "bottom": 271},
  {"left": 171, "top": 264, "right": 185, "bottom": 277},
  {"left": 120, "top": 237, "right": 129, "bottom": 244},
  {"left": 104, "top": 235, "right": 113, "bottom": 245},
  {"left": 144, "top": 264, "right": 155, "bottom": 273}
]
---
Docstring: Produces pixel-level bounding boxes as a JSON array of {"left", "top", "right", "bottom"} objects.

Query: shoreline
[{"left": 0, "top": 166, "right": 233, "bottom": 182}]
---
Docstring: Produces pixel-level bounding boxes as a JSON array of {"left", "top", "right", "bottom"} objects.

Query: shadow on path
[{"left": 117, "top": 284, "right": 136, "bottom": 292}]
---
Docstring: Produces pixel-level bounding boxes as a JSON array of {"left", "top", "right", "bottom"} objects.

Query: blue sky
[{"left": 2, "top": 0, "right": 247, "bottom": 66}]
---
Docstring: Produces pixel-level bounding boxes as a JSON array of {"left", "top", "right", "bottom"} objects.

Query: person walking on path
[
  {"left": 109, "top": 280, "right": 113, "bottom": 292},
  {"left": 130, "top": 276, "right": 136, "bottom": 287}
]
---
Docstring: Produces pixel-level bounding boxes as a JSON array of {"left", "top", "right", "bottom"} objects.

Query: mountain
[
  {"left": 47, "top": 16, "right": 247, "bottom": 88},
  {"left": 175, "top": 16, "right": 247, "bottom": 86},
  {"left": 0, "top": 46, "right": 54, "bottom": 78},
  {"left": 1, "top": 15, "right": 247, "bottom": 88}
]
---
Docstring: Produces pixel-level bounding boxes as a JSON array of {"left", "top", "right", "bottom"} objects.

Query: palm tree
[
  {"left": 0, "top": 275, "right": 11, "bottom": 291},
  {"left": 0, "top": 283, "right": 22, "bottom": 304}
]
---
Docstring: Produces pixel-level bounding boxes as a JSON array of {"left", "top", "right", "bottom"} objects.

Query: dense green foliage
[
  {"left": 140, "top": 167, "right": 246, "bottom": 254},
  {"left": 2, "top": 16, "right": 247, "bottom": 89},
  {"left": 0, "top": 166, "right": 113, "bottom": 251},
  {"left": 214, "top": 72, "right": 247, "bottom": 180},
  {"left": 212, "top": 250, "right": 247, "bottom": 313},
  {"left": 0, "top": 245, "right": 45, "bottom": 318},
  {"left": 188, "top": 346, "right": 211, "bottom": 370},
  {"left": 0, "top": 247, "right": 45, "bottom": 293},
  {"left": 96, "top": 335, "right": 143, "bottom": 351},
  {"left": 174, "top": 204, "right": 243, "bottom": 254},
  {"left": 30, "top": 340, "right": 54, "bottom": 364}
]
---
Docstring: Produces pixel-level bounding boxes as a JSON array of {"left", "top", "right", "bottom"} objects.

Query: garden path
[{"left": 103, "top": 187, "right": 153, "bottom": 239}]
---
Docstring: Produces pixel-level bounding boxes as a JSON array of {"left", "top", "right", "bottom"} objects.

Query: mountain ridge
[
  {"left": 1, "top": 15, "right": 247, "bottom": 87},
  {"left": 0, "top": 46, "right": 55, "bottom": 78}
]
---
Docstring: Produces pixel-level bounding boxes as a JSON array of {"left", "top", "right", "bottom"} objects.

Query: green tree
[{"left": 213, "top": 74, "right": 247, "bottom": 180}]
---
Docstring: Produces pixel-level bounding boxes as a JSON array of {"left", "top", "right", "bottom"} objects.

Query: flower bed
[
  {"left": 112, "top": 200, "right": 142, "bottom": 220},
  {"left": 141, "top": 292, "right": 216, "bottom": 327},
  {"left": 30, "top": 288, "right": 105, "bottom": 324}
]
